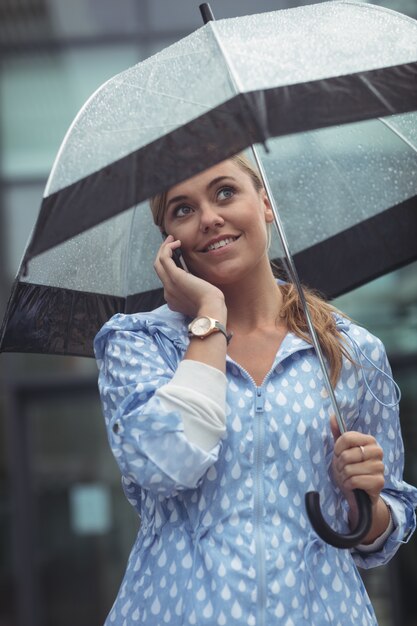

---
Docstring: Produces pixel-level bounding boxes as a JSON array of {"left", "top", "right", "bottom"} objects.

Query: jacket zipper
[
  {"left": 225, "top": 344, "right": 314, "bottom": 625},
  {"left": 254, "top": 385, "right": 266, "bottom": 626},
  {"left": 225, "top": 358, "right": 271, "bottom": 626}
]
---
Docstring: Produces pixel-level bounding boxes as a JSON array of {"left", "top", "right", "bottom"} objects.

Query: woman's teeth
[{"left": 206, "top": 237, "right": 236, "bottom": 251}]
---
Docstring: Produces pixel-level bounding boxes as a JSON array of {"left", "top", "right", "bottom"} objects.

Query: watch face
[{"left": 191, "top": 317, "right": 211, "bottom": 336}]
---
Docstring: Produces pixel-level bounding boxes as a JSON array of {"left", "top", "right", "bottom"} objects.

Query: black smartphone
[{"left": 162, "top": 232, "right": 189, "bottom": 272}]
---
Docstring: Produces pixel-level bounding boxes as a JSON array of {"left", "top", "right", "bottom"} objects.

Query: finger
[
  {"left": 330, "top": 414, "right": 341, "bottom": 441},
  {"left": 159, "top": 240, "right": 183, "bottom": 270},
  {"left": 333, "top": 431, "right": 377, "bottom": 457},
  {"left": 155, "top": 234, "right": 174, "bottom": 258},
  {"left": 338, "top": 457, "right": 385, "bottom": 479},
  {"left": 157, "top": 236, "right": 179, "bottom": 257},
  {"left": 340, "top": 470, "right": 385, "bottom": 497},
  {"left": 335, "top": 442, "right": 383, "bottom": 470},
  {"left": 154, "top": 238, "right": 182, "bottom": 277}
]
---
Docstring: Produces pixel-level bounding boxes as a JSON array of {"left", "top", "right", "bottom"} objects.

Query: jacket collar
[{"left": 133, "top": 306, "right": 351, "bottom": 361}]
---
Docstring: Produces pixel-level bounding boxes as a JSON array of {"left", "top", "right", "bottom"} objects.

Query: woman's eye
[
  {"left": 174, "top": 205, "right": 193, "bottom": 218},
  {"left": 217, "top": 186, "right": 235, "bottom": 201}
]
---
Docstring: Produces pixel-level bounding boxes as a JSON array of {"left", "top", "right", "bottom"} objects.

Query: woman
[{"left": 94, "top": 154, "right": 417, "bottom": 626}]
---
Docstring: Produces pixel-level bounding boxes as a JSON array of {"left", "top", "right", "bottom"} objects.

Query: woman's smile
[{"left": 200, "top": 235, "right": 241, "bottom": 254}]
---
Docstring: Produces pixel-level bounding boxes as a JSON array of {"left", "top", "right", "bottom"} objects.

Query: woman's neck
[{"left": 222, "top": 264, "right": 284, "bottom": 333}]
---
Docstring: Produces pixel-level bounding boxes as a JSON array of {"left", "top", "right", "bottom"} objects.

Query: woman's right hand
[{"left": 154, "top": 236, "right": 226, "bottom": 320}]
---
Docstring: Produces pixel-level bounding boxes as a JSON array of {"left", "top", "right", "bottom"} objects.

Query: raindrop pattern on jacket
[{"left": 94, "top": 305, "right": 417, "bottom": 626}]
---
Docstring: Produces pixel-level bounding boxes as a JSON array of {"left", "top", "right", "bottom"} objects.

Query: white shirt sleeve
[
  {"left": 154, "top": 359, "right": 227, "bottom": 452},
  {"left": 355, "top": 503, "right": 395, "bottom": 553}
]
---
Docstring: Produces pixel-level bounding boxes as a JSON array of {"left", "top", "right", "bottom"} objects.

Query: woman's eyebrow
[
  {"left": 207, "top": 176, "right": 236, "bottom": 190},
  {"left": 166, "top": 194, "right": 188, "bottom": 210}
]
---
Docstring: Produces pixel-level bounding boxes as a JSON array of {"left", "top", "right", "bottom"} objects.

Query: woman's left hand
[{"left": 330, "top": 415, "right": 385, "bottom": 511}]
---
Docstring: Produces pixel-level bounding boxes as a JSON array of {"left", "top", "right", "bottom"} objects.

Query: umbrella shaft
[
  {"left": 208, "top": 21, "right": 346, "bottom": 433},
  {"left": 251, "top": 146, "right": 346, "bottom": 435},
  {"left": 204, "top": 10, "right": 346, "bottom": 433}
]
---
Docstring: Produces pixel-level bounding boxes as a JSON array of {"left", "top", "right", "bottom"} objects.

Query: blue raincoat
[{"left": 94, "top": 305, "right": 417, "bottom": 626}]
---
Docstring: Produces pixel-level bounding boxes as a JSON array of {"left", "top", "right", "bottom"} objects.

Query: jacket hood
[{"left": 94, "top": 304, "right": 189, "bottom": 362}]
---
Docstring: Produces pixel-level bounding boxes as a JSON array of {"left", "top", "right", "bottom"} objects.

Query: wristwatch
[{"left": 188, "top": 316, "right": 232, "bottom": 344}]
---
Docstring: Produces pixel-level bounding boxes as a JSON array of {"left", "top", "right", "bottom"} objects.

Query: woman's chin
[{"left": 197, "top": 264, "right": 252, "bottom": 288}]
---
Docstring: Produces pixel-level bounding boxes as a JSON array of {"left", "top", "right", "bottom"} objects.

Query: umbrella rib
[
  {"left": 111, "top": 81, "right": 214, "bottom": 109},
  {"left": 120, "top": 208, "right": 137, "bottom": 299},
  {"left": 86, "top": 122, "right": 200, "bottom": 135},
  {"left": 322, "top": 151, "right": 363, "bottom": 209},
  {"left": 145, "top": 48, "right": 214, "bottom": 62},
  {"left": 378, "top": 117, "right": 417, "bottom": 152},
  {"left": 357, "top": 74, "right": 396, "bottom": 115}
]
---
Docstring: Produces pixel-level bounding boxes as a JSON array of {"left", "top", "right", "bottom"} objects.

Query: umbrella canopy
[{"left": 1, "top": 0, "right": 417, "bottom": 357}]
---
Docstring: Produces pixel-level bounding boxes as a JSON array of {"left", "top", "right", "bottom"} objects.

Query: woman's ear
[{"left": 262, "top": 191, "right": 274, "bottom": 224}]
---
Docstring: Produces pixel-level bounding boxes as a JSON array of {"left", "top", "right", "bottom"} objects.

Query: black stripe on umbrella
[
  {"left": 24, "top": 61, "right": 417, "bottom": 263},
  {"left": 0, "top": 283, "right": 127, "bottom": 357},
  {"left": 288, "top": 194, "right": 417, "bottom": 299},
  {"left": 0, "top": 282, "right": 166, "bottom": 357}
]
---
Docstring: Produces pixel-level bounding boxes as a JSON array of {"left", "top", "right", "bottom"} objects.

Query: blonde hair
[{"left": 149, "top": 153, "right": 350, "bottom": 386}]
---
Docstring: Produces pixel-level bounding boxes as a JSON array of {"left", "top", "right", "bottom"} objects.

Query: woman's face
[{"left": 163, "top": 159, "right": 274, "bottom": 285}]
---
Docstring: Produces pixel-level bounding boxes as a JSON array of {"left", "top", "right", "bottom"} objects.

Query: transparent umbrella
[{"left": 1, "top": 0, "right": 416, "bottom": 547}]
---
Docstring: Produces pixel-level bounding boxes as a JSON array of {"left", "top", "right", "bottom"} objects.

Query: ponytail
[{"left": 279, "top": 283, "right": 352, "bottom": 387}]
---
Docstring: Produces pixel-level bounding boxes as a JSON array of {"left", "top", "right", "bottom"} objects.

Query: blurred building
[{"left": 0, "top": 1, "right": 416, "bottom": 625}]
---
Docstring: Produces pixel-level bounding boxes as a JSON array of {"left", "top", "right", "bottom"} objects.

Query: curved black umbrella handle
[{"left": 305, "top": 488, "right": 372, "bottom": 549}]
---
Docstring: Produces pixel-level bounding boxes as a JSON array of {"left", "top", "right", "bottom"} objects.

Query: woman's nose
[{"left": 199, "top": 205, "right": 225, "bottom": 231}]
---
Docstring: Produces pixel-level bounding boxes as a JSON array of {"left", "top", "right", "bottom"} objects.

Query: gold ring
[{"left": 359, "top": 445, "right": 366, "bottom": 462}]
